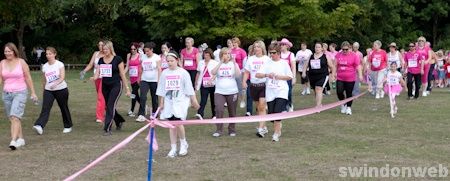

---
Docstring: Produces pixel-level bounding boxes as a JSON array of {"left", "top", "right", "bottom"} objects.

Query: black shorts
[
  {"left": 250, "top": 83, "right": 266, "bottom": 101},
  {"left": 298, "top": 72, "right": 309, "bottom": 84},
  {"left": 309, "top": 74, "right": 328, "bottom": 88},
  {"left": 168, "top": 116, "right": 181, "bottom": 121},
  {"left": 267, "top": 98, "right": 288, "bottom": 122}
]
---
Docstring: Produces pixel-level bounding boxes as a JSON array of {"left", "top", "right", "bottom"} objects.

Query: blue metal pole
[{"left": 147, "top": 127, "right": 155, "bottom": 181}]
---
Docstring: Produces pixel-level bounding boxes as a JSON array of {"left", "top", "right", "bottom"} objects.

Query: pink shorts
[{"left": 384, "top": 84, "right": 402, "bottom": 96}]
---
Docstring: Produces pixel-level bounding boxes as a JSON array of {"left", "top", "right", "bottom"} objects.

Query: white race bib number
[
  {"left": 219, "top": 67, "right": 232, "bottom": 78},
  {"left": 202, "top": 77, "right": 214, "bottom": 87},
  {"left": 267, "top": 79, "right": 280, "bottom": 89},
  {"left": 408, "top": 59, "right": 417, "bottom": 68},
  {"left": 310, "top": 59, "right": 321, "bottom": 69},
  {"left": 142, "top": 62, "right": 154, "bottom": 71},
  {"left": 388, "top": 76, "right": 398, "bottom": 84},
  {"left": 184, "top": 59, "right": 193, "bottom": 67},
  {"left": 99, "top": 64, "right": 112, "bottom": 77},
  {"left": 45, "top": 71, "right": 59, "bottom": 84},
  {"left": 372, "top": 57, "right": 381, "bottom": 67},
  {"left": 252, "top": 61, "right": 263, "bottom": 72},
  {"left": 165, "top": 75, "right": 181, "bottom": 91},
  {"left": 129, "top": 66, "right": 138, "bottom": 77}
]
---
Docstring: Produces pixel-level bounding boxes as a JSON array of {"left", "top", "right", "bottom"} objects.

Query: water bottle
[
  {"left": 332, "top": 81, "right": 336, "bottom": 89},
  {"left": 79, "top": 71, "right": 86, "bottom": 80},
  {"left": 31, "top": 97, "right": 40, "bottom": 106},
  {"left": 130, "top": 94, "right": 136, "bottom": 99}
]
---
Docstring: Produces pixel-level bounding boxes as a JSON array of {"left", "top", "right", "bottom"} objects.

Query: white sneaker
[
  {"left": 224, "top": 102, "right": 228, "bottom": 107},
  {"left": 326, "top": 90, "right": 331, "bottom": 95},
  {"left": 412, "top": 90, "right": 416, "bottom": 96},
  {"left": 33, "top": 125, "right": 43, "bottom": 135},
  {"left": 256, "top": 127, "right": 268, "bottom": 138},
  {"left": 229, "top": 133, "right": 236, "bottom": 137},
  {"left": 63, "top": 127, "right": 72, "bottom": 133},
  {"left": 375, "top": 93, "right": 380, "bottom": 99},
  {"left": 16, "top": 138, "right": 25, "bottom": 147},
  {"left": 179, "top": 142, "right": 189, "bottom": 156},
  {"left": 380, "top": 91, "right": 385, "bottom": 98},
  {"left": 240, "top": 100, "right": 246, "bottom": 108},
  {"left": 289, "top": 104, "right": 294, "bottom": 112},
  {"left": 127, "top": 111, "right": 135, "bottom": 117},
  {"left": 340, "top": 105, "right": 347, "bottom": 114},
  {"left": 212, "top": 132, "right": 221, "bottom": 137},
  {"left": 9, "top": 140, "right": 18, "bottom": 150},
  {"left": 426, "top": 91, "right": 430, "bottom": 95},
  {"left": 422, "top": 91, "right": 428, "bottom": 97},
  {"left": 245, "top": 112, "right": 251, "bottom": 116},
  {"left": 301, "top": 89, "right": 306, "bottom": 95},
  {"left": 96, "top": 119, "right": 103, "bottom": 123},
  {"left": 135, "top": 115, "right": 146, "bottom": 122},
  {"left": 167, "top": 149, "right": 177, "bottom": 158},
  {"left": 212, "top": 116, "right": 217, "bottom": 119},
  {"left": 272, "top": 133, "right": 280, "bottom": 142},
  {"left": 345, "top": 107, "right": 352, "bottom": 115},
  {"left": 306, "top": 89, "right": 311, "bottom": 95},
  {"left": 195, "top": 114, "right": 203, "bottom": 120}
]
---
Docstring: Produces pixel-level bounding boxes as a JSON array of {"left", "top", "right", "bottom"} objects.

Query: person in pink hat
[{"left": 279, "top": 38, "right": 296, "bottom": 112}]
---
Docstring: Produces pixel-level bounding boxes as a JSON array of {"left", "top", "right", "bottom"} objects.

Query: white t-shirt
[
  {"left": 214, "top": 61, "right": 238, "bottom": 95},
  {"left": 213, "top": 49, "right": 221, "bottom": 62},
  {"left": 257, "top": 59, "right": 293, "bottom": 102},
  {"left": 295, "top": 49, "right": 313, "bottom": 72},
  {"left": 42, "top": 60, "right": 68, "bottom": 91},
  {"left": 386, "top": 71, "right": 402, "bottom": 85},
  {"left": 156, "top": 67, "right": 195, "bottom": 120},
  {"left": 141, "top": 54, "right": 161, "bottom": 82},
  {"left": 244, "top": 55, "right": 270, "bottom": 84},
  {"left": 196, "top": 60, "right": 219, "bottom": 90}
]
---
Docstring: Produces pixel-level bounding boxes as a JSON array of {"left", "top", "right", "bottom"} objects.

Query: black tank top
[{"left": 308, "top": 53, "right": 329, "bottom": 75}]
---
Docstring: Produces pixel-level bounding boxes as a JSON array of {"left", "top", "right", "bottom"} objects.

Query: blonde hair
[
  {"left": 253, "top": 40, "right": 267, "bottom": 55},
  {"left": 232, "top": 37, "right": 241, "bottom": 46},
  {"left": 219, "top": 47, "right": 230, "bottom": 61},
  {"left": 417, "top": 36, "right": 426, "bottom": 42},
  {"left": 46, "top": 46, "right": 57, "bottom": 55},
  {"left": 185, "top": 37, "right": 194, "bottom": 45},
  {"left": 103, "top": 40, "right": 116, "bottom": 56},
  {"left": 4, "top": 42, "right": 20, "bottom": 58},
  {"left": 373, "top": 40, "right": 382, "bottom": 47}
]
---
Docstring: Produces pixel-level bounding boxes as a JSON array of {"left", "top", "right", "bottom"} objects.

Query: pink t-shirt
[
  {"left": 326, "top": 51, "right": 338, "bottom": 60},
  {"left": 231, "top": 47, "right": 247, "bottom": 69},
  {"left": 404, "top": 51, "right": 423, "bottom": 74},
  {"left": 181, "top": 47, "right": 199, "bottom": 70},
  {"left": 335, "top": 52, "right": 360, "bottom": 82},
  {"left": 128, "top": 54, "right": 141, "bottom": 84},
  {"left": 280, "top": 51, "right": 295, "bottom": 68},
  {"left": 368, "top": 49, "right": 388, "bottom": 71},
  {"left": 1, "top": 61, "right": 27, "bottom": 92},
  {"left": 416, "top": 46, "right": 431, "bottom": 60}
]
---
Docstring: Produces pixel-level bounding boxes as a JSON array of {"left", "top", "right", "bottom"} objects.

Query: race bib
[
  {"left": 45, "top": 71, "right": 59, "bottom": 84},
  {"left": 408, "top": 59, "right": 417, "bottom": 68},
  {"left": 310, "top": 59, "right": 321, "bottom": 69},
  {"left": 142, "top": 62, "right": 154, "bottom": 71},
  {"left": 267, "top": 79, "right": 280, "bottom": 89},
  {"left": 184, "top": 58, "right": 193, "bottom": 67},
  {"left": 202, "top": 76, "right": 215, "bottom": 87},
  {"left": 388, "top": 76, "right": 399, "bottom": 84},
  {"left": 161, "top": 62, "right": 169, "bottom": 69},
  {"left": 129, "top": 66, "right": 138, "bottom": 77},
  {"left": 165, "top": 75, "right": 181, "bottom": 91},
  {"left": 252, "top": 61, "right": 263, "bottom": 72},
  {"left": 99, "top": 64, "right": 112, "bottom": 77},
  {"left": 372, "top": 57, "right": 381, "bottom": 67},
  {"left": 219, "top": 67, "right": 232, "bottom": 78}
]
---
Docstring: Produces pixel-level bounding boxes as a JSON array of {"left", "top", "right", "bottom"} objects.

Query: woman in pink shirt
[
  {"left": 180, "top": 37, "right": 201, "bottom": 87},
  {"left": 231, "top": 37, "right": 247, "bottom": 109},
  {"left": 334, "top": 41, "right": 363, "bottom": 115},
  {"left": 1, "top": 43, "right": 38, "bottom": 150},
  {"left": 416, "top": 36, "right": 434, "bottom": 97},
  {"left": 404, "top": 42, "right": 425, "bottom": 99},
  {"left": 368, "top": 40, "right": 388, "bottom": 99},
  {"left": 125, "top": 42, "right": 141, "bottom": 117}
]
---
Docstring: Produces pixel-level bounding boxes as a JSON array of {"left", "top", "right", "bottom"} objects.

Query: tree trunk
[
  {"left": 16, "top": 20, "right": 27, "bottom": 61},
  {"left": 432, "top": 16, "right": 438, "bottom": 48}
]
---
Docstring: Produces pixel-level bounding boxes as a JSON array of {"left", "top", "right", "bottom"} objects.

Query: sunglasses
[
  {"left": 342, "top": 49, "right": 349, "bottom": 51},
  {"left": 269, "top": 51, "right": 278, "bottom": 55},
  {"left": 409, "top": 45, "right": 415, "bottom": 48}
]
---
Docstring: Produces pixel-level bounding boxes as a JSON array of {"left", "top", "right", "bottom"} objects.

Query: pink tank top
[
  {"left": 2, "top": 61, "right": 27, "bottom": 92},
  {"left": 181, "top": 47, "right": 198, "bottom": 70},
  {"left": 128, "top": 54, "right": 141, "bottom": 84},
  {"left": 281, "top": 51, "right": 293, "bottom": 68}
]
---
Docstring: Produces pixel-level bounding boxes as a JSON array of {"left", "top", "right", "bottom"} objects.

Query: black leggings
[
  {"left": 336, "top": 80, "right": 355, "bottom": 107},
  {"left": 427, "top": 63, "right": 435, "bottom": 91},
  {"left": 198, "top": 85, "right": 215, "bottom": 118},
  {"left": 34, "top": 88, "right": 73, "bottom": 128},
  {"left": 407, "top": 73, "right": 421, "bottom": 98},
  {"left": 130, "top": 82, "right": 140, "bottom": 112},
  {"left": 187, "top": 70, "right": 197, "bottom": 89},
  {"left": 102, "top": 82, "right": 125, "bottom": 132},
  {"left": 139, "top": 81, "right": 158, "bottom": 116}
]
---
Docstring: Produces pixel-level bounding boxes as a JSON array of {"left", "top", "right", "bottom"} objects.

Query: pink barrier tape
[{"left": 65, "top": 91, "right": 367, "bottom": 180}]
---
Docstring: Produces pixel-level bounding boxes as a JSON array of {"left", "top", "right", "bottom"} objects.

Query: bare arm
[
  {"left": 211, "top": 61, "right": 222, "bottom": 75},
  {"left": 157, "top": 60, "right": 162, "bottom": 83},
  {"left": 82, "top": 51, "right": 99, "bottom": 72},
  {"left": 326, "top": 57, "right": 336, "bottom": 80},
  {"left": 118, "top": 62, "right": 131, "bottom": 96},
  {"left": 234, "top": 62, "right": 241, "bottom": 77}
]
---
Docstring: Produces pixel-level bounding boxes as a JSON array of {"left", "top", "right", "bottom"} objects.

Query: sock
[
  {"left": 180, "top": 138, "right": 187, "bottom": 145},
  {"left": 171, "top": 144, "right": 177, "bottom": 151}
]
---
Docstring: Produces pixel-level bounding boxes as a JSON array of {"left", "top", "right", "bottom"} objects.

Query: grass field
[{"left": 0, "top": 70, "right": 449, "bottom": 181}]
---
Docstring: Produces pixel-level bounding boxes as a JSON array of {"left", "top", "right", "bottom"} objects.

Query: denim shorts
[{"left": 2, "top": 90, "right": 28, "bottom": 120}]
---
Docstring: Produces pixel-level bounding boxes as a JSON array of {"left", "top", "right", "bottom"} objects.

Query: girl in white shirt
[
  {"left": 211, "top": 47, "right": 241, "bottom": 137},
  {"left": 34, "top": 47, "right": 73, "bottom": 135},
  {"left": 156, "top": 51, "right": 200, "bottom": 158},
  {"left": 256, "top": 43, "right": 293, "bottom": 142}
]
